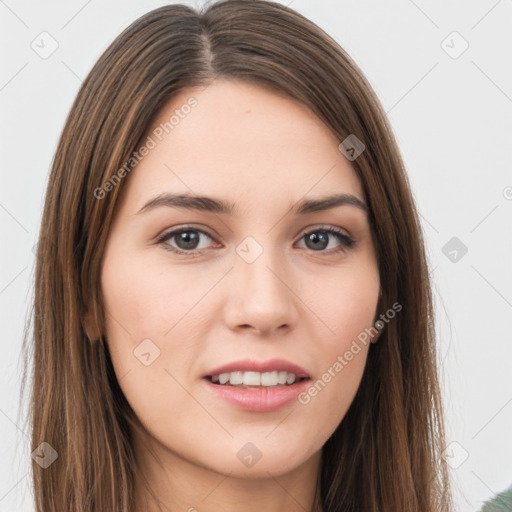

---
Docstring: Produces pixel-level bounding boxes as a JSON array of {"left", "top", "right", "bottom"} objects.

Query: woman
[{"left": 23, "top": 0, "right": 453, "bottom": 510}]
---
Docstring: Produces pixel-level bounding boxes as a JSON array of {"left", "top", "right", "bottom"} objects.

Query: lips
[
  {"left": 203, "top": 358, "right": 311, "bottom": 379},
  {"left": 203, "top": 374, "right": 311, "bottom": 412}
]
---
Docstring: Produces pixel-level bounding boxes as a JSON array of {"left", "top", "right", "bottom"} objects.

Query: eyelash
[{"left": 155, "top": 225, "right": 356, "bottom": 257}]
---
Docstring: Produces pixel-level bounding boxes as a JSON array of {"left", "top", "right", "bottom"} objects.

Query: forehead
[{"left": 119, "top": 79, "right": 364, "bottom": 214}]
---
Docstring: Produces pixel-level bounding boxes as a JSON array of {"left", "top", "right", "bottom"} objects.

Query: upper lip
[{"left": 203, "top": 358, "right": 311, "bottom": 379}]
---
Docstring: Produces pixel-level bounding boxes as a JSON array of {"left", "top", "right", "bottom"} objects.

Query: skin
[{"left": 91, "top": 79, "right": 381, "bottom": 512}]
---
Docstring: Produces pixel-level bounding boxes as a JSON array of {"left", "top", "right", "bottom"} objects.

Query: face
[{"left": 96, "top": 79, "right": 380, "bottom": 481}]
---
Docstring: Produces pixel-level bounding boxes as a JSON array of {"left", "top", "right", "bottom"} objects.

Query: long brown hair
[{"left": 22, "top": 1, "right": 452, "bottom": 510}]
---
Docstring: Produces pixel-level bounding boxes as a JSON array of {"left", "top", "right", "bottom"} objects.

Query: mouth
[
  {"left": 202, "top": 358, "right": 311, "bottom": 390},
  {"left": 204, "top": 371, "right": 311, "bottom": 389},
  {"left": 202, "top": 369, "right": 312, "bottom": 412}
]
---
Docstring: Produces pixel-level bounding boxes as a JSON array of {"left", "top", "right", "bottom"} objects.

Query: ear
[
  {"left": 371, "top": 322, "right": 383, "bottom": 344},
  {"left": 83, "top": 304, "right": 102, "bottom": 342}
]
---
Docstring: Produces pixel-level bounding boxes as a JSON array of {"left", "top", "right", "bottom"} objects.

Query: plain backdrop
[{"left": 1, "top": 1, "right": 511, "bottom": 511}]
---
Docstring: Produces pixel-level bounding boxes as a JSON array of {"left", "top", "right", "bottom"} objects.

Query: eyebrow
[{"left": 137, "top": 192, "right": 368, "bottom": 216}]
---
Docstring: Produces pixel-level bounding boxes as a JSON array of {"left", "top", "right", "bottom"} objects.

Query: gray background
[{"left": 1, "top": 1, "right": 511, "bottom": 510}]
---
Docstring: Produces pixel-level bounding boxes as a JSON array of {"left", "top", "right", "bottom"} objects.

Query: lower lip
[{"left": 203, "top": 378, "right": 311, "bottom": 412}]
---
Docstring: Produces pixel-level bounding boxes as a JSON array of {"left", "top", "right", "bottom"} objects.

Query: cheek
[
  {"left": 99, "top": 250, "right": 196, "bottom": 393},
  {"left": 100, "top": 247, "right": 216, "bottom": 343},
  {"left": 306, "top": 257, "right": 380, "bottom": 343},
  {"left": 297, "top": 259, "right": 379, "bottom": 426},
  {"left": 99, "top": 254, "right": 205, "bottom": 435}
]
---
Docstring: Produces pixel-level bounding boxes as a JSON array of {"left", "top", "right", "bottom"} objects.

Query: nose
[{"left": 223, "top": 245, "right": 299, "bottom": 336}]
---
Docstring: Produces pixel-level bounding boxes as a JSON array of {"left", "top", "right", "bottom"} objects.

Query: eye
[
  {"left": 156, "top": 225, "right": 356, "bottom": 256},
  {"left": 156, "top": 227, "right": 217, "bottom": 255},
  {"left": 295, "top": 226, "right": 355, "bottom": 254}
]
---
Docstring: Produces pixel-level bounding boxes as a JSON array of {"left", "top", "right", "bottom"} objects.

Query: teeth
[
  {"left": 229, "top": 371, "right": 243, "bottom": 385},
  {"left": 210, "top": 371, "right": 301, "bottom": 387},
  {"left": 286, "top": 373, "right": 296, "bottom": 384},
  {"left": 243, "top": 371, "right": 262, "bottom": 386},
  {"left": 261, "top": 371, "right": 278, "bottom": 386}
]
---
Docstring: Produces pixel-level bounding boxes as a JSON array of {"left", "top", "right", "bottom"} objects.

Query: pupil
[
  {"left": 306, "top": 232, "right": 327, "bottom": 250},
  {"left": 177, "top": 231, "right": 199, "bottom": 250}
]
